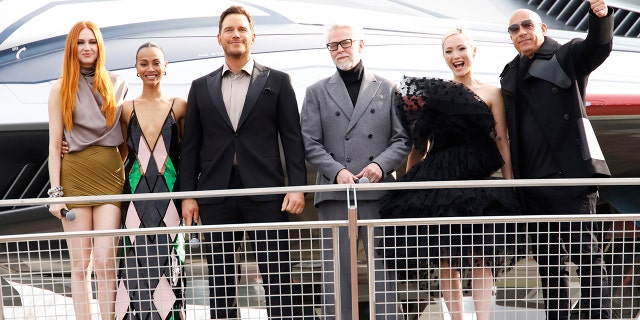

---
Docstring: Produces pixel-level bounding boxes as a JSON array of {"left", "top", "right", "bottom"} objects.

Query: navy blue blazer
[{"left": 180, "top": 61, "right": 307, "bottom": 204}]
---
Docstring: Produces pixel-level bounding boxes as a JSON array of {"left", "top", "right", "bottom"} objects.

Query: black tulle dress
[{"left": 379, "top": 77, "right": 524, "bottom": 289}]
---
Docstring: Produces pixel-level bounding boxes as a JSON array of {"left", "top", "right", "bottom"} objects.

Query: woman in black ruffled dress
[{"left": 380, "top": 29, "right": 523, "bottom": 320}]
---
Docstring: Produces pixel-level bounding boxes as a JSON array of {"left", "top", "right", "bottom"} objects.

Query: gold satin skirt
[{"left": 61, "top": 145, "right": 124, "bottom": 209}]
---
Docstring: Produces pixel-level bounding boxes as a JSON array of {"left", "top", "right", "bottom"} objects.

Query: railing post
[
  {"left": 333, "top": 224, "right": 342, "bottom": 320},
  {"left": 347, "top": 185, "right": 359, "bottom": 320},
  {"left": 0, "top": 275, "right": 4, "bottom": 320}
]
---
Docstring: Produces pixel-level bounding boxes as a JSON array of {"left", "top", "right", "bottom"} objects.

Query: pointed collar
[
  {"left": 222, "top": 59, "right": 255, "bottom": 77},
  {"left": 532, "top": 36, "right": 560, "bottom": 60}
]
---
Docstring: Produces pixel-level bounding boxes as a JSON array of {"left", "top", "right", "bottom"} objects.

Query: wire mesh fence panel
[
  {"left": 369, "top": 217, "right": 640, "bottom": 320},
  {"left": 1, "top": 215, "right": 640, "bottom": 320}
]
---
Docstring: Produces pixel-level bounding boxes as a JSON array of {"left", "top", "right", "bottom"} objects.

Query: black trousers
[
  {"left": 199, "top": 166, "right": 303, "bottom": 319},
  {"left": 523, "top": 186, "right": 611, "bottom": 320}
]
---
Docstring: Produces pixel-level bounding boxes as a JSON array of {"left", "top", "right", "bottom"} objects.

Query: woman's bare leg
[
  {"left": 471, "top": 267, "right": 493, "bottom": 320},
  {"left": 440, "top": 260, "right": 464, "bottom": 320},
  {"left": 92, "top": 204, "right": 121, "bottom": 320},
  {"left": 62, "top": 207, "right": 95, "bottom": 320}
]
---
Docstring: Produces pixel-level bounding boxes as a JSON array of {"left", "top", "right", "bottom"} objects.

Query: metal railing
[{"left": 0, "top": 178, "right": 639, "bottom": 320}]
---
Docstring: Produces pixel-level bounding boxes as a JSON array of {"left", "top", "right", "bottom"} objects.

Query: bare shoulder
[
  {"left": 121, "top": 100, "right": 134, "bottom": 121},
  {"left": 173, "top": 97, "right": 187, "bottom": 107},
  {"left": 474, "top": 82, "right": 502, "bottom": 109},
  {"left": 48, "top": 80, "right": 62, "bottom": 107},
  {"left": 49, "top": 79, "right": 62, "bottom": 94},
  {"left": 172, "top": 97, "right": 187, "bottom": 120}
]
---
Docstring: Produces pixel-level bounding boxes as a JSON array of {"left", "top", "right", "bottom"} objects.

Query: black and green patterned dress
[{"left": 115, "top": 99, "right": 185, "bottom": 320}]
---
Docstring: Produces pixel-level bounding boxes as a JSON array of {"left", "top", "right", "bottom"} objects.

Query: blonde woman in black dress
[{"left": 380, "top": 29, "right": 522, "bottom": 320}]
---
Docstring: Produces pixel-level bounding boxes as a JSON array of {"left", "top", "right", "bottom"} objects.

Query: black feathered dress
[{"left": 379, "top": 77, "right": 525, "bottom": 288}]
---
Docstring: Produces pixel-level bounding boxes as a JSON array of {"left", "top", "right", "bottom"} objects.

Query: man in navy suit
[{"left": 179, "top": 5, "right": 307, "bottom": 319}]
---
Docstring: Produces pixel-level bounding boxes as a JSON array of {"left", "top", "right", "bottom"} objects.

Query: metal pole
[
  {"left": 333, "top": 225, "right": 343, "bottom": 320},
  {"left": 347, "top": 185, "right": 359, "bottom": 320},
  {"left": 0, "top": 275, "right": 5, "bottom": 320}
]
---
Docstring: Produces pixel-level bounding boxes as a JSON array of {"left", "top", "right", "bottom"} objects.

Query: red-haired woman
[{"left": 47, "top": 21, "right": 128, "bottom": 320}]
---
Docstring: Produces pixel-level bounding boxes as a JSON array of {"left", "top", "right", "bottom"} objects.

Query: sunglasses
[{"left": 508, "top": 19, "right": 537, "bottom": 35}]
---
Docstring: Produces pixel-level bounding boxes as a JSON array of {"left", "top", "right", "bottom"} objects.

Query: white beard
[{"left": 334, "top": 55, "right": 356, "bottom": 71}]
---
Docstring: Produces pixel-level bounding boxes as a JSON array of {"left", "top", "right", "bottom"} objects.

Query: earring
[
  {"left": 164, "top": 71, "right": 167, "bottom": 76},
  {"left": 136, "top": 73, "right": 139, "bottom": 77}
]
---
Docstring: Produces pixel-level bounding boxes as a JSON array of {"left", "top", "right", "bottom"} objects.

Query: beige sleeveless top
[{"left": 64, "top": 71, "right": 128, "bottom": 152}]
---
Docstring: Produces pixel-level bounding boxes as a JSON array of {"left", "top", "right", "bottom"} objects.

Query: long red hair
[{"left": 59, "top": 21, "right": 116, "bottom": 130}]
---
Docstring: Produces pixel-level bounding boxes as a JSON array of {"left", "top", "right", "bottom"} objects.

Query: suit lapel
[
  {"left": 501, "top": 56, "right": 519, "bottom": 131},
  {"left": 500, "top": 56, "right": 519, "bottom": 99},
  {"left": 500, "top": 56, "right": 520, "bottom": 174},
  {"left": 206, "top": 67, "right": 234, "bottom": 130},
  {"left": 237, "top": 62, "right": 269, "bottom": 130},
  {"left": 325, "top": 72, "right": 353, "bottom": 121},
  {"left": 348, "top": 70, "right": 378, "bottom": 132}
]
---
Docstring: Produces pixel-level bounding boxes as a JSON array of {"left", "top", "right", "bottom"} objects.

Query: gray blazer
[{"left": 301, "top": 69, "right": 410, "bottom": 205}]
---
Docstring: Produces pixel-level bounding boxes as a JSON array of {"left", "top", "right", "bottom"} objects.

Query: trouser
[
  {"left": 318, "top": 200, "right": 402, "bottom": 320},
  {"left": 199, "top": 165, "right": 304, "bottom": 319},
  {"left": 524, "top": 186, "right": 611, "bottom": 320}
]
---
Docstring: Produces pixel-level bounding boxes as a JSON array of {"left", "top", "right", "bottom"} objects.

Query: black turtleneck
[{"left": 337, "top": 60, "right": 364, "bottom": 107}]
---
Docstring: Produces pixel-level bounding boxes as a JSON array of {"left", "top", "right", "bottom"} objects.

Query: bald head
[
  {"left": 510, "top": 9, "right": 542, "bottom": 24},
  {"left": 508, "top": 9, "right": 547, "bottom": 58}
]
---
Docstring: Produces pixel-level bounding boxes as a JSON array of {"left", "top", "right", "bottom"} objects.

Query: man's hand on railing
[
  {"left": 182, "top": 198, "right": 199, "bottom": 226},
  {"left": 356, "top": 163, "right": 383, "bottom": 183},
  {"left": 282, "top": 192, "right": 305, "bottom": 215},
  {"left": 336, "top": 168, "right": 357, "bottom": 184}
]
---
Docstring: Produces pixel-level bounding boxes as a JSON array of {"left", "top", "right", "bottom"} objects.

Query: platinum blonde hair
[{"left": 441, "top": 28, "right": 475, "bottom": 50}]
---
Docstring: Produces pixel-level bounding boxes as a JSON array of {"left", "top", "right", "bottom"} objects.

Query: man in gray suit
[{"left": 300, "top": 22, "right": 410, "bottom": 319}]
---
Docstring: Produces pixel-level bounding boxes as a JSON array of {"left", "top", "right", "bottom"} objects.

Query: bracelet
[{"left": 47, "top": 186, "right": 64, "bottom": 198}]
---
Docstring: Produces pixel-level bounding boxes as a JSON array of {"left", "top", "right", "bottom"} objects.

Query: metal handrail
[
  {"left": 0, "top": 177, "right": 638, "bottom": 208},
  {"left": 1, "top": 177, "right": 638, "bottom": 319}
]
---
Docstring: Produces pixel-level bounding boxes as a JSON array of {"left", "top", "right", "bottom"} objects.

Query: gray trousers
[{"left": 318, "top": 200, "right": 402, "bottom": 320}]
